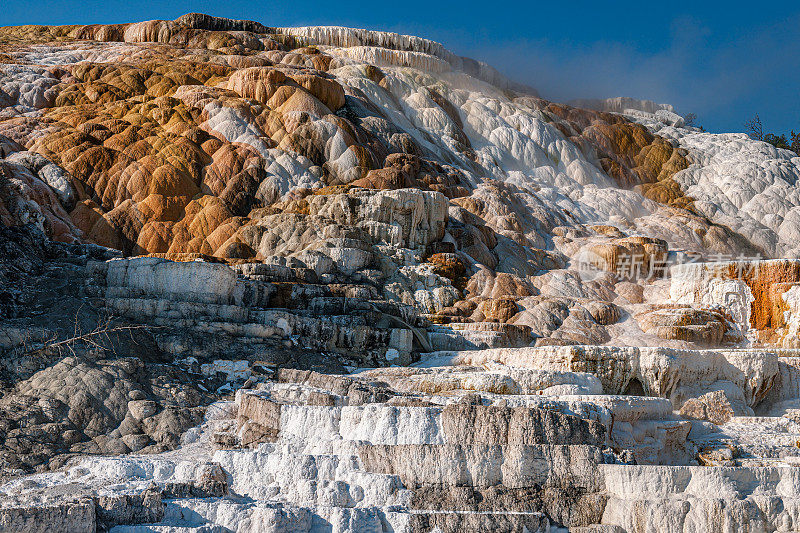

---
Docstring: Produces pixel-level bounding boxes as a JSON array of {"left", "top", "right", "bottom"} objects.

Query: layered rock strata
[{"left": 4, "top": 351, "right": 800, "bottom": 532}]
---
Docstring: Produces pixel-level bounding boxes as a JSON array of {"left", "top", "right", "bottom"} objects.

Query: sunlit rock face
[
  {"left": 4, "top": 11, "right": 800, "bottom": 533},
  {"left": 3, "top": 10, "right": 798, "bottom": 349},
  {"left": 4, "top": 350, "right": 800, "bottom": 532}
]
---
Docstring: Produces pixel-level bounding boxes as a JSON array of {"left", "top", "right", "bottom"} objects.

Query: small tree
[
  {"left": 683, "top": 113, "right": 697, "bottom": 128},
  {"left": 745, "top": 114, "right": 764, "bottom": 140},
  {"left": 791, "top": 131, "right": 800, "bottom": 155},
  {"left": 764, "top": 133, "right": 790, "bottom": 150}
]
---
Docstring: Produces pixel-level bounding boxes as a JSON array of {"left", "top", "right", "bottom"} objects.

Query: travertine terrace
[{"left": 1, "top": 12, "right": 800, "bottom": 532}]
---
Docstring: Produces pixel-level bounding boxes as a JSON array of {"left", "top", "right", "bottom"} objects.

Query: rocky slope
[{"left": 1, "top": 12, "right": 800, "bottom": 532}]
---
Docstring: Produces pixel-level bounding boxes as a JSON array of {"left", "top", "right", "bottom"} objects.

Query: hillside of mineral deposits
[{"left": 2, "top": 12, "right": 800, "bottom": 532}]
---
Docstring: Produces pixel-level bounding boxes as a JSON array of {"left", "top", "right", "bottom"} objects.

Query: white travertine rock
[
  {"left": 358, "top": 364, "right": 603, "bottom": 396},
  {"left": 633, "top": 117, "right": 800, "bottom": 257},
  {"left": 568, "top": 97, "right": 675, "bottom": 115},
  {"left": 654, "top": 109, "right": 685, "bottom": 127},
  {"left": 0, "top": 65, "right": 61, "bottom": 112},
  {"left": 781, "top": 287, "right": 800, "bottom": 348},
  {"left": 420, "top": 345, "right": 781, "bottom": 410},
  {"left": 276, "top": 26, "right": 458, "bottom": 63},
  {"left": 4, "top": 151, "right": 76, "bottom": 209},
  {"left": 327, "top": 45, "right": 452, "bottom": 73},
  {"left": 672, "top": 275, "right": 754, "bottom": 328},
  {"left": 85, "top": 256, "right": 419, "bottom": 363},
  {"left": 600, "top": 463, "right": 800, "bottom": 532},
  {"left": 0, "top": 500, "right": 96, "bottom": 533},
  {"left": 91, "top": 257, "right": 249, "bottom": 305},
  {"left": 307, "top": 188, "right": 448, "bottom": 249}
]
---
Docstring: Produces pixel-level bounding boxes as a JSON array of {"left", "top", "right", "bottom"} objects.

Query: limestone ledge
[
  {"left": 422, "top": 345, "right": 784, "bottom": 411},
  {"left": 3, "top": 366, "right": 799, "bottom": 532}
]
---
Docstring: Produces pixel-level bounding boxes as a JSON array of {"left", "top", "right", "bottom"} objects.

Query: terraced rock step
[
  {"left": 88, "top": 257, "right": 422, "bottom": 366},
  {"left": 601, "top": 464, "right": 800, "bottom": 531},
  {"left": 0, "top": 348, "right": 796, "bottom": 532}
]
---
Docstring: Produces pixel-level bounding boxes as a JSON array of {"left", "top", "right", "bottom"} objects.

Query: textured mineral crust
[{"left": 2, "top": 11, "right": 800, "bottom": 533}]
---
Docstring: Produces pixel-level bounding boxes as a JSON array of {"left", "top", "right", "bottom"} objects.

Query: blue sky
[{"left": 4, "top": 1, "right": 799, "bottom": 134}]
